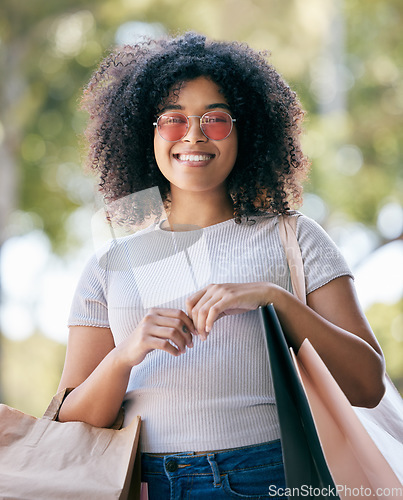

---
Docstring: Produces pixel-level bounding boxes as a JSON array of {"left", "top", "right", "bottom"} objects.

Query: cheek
[
  {"left": 153, "top": 136, "right": 171, "bottom": 172},
  {"left": 222, "top": 136, "right": 238, "bottom": 171}
]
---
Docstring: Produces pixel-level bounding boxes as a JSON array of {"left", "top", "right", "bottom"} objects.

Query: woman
[{"left": 58, "top": 32, "right": 385, "bottom": 498}]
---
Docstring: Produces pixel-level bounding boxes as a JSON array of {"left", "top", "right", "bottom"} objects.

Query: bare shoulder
[{"left": 58, "top": 326, "right": 116, "bottom": 392}]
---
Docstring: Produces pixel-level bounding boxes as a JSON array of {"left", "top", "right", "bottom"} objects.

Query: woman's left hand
[{"left": 186, "top": 282, "right": 278, "bottom": 340}]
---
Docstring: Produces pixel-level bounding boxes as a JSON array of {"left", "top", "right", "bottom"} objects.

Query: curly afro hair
[{"left": 81, "top": 31, "right": 310, "bottom": 224}]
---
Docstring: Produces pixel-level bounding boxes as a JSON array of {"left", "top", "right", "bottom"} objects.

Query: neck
[{"left": 166, "top": 187, "right": 234, "bottom": 229}]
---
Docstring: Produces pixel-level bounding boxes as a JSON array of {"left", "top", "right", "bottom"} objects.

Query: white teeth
[{"left": 177, "top": 154, "right": 213, "bottom": 162}]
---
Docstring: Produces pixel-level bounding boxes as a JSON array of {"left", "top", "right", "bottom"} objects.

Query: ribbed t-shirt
[{"left": 68, "top": 213, "right": 353, "bottom": 453}]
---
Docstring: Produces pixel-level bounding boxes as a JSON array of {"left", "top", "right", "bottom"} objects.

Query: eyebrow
[
  {"left": 206, "top": 103, "right": 231, "bottom": 111},
  {"left": 160, "top": 102, "right": 231, "bottom": 113}
]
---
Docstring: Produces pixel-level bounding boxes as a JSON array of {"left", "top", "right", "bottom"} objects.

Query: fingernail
[{"left": 188, "top": 341, "right": 194, "bottom": 348}]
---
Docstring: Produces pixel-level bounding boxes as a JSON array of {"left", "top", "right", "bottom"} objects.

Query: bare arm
[
  {"left": 58, "top": 309, "right": 196, "bottom": 428},
  {"left": 57, "top": 326, "right": 131, "bottom": 427},
  {"left": 186, "top": 276, "right": 386, "bottom": 408},
  {"left": 273, "top": 276, "right": 385, "bottom": 407}
]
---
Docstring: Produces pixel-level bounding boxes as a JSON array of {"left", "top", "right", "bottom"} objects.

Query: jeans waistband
[
  {"left": 141, "top": 439, "right": 283, "bottom": 476},
  {"left": 145, "top": 439, "right": 281, "bottom": 457}
]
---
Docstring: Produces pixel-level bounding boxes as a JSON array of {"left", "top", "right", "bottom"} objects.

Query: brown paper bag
[
  {"left": 292, "top": 341, "right": 402, "bottom": 498},
  {"left": 0, "top": 390, "right": 142, "bottom": 499}
]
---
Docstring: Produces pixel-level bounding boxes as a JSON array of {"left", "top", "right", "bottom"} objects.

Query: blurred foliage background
[{"left": 0, "top": 0, "right": 402, "bottom": 417}]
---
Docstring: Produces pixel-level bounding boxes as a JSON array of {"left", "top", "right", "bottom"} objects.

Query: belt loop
[{"left": 207, "top": 453, "right": 221, "bottom": 487}]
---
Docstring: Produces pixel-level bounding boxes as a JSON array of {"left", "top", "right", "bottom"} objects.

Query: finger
[
  {"left": 194, "top": 295, "right": 226, "bottom": 336},
  {"left": 187, "top": 287, "right": 216, "bottom": 335},
  {"left": 205, "top": 298, "right": 227, "bottom": 333},
  {"left": 149, "top": 324, "right": 190, "bottom": 353},
  {"left": 142, "top": 311, "right": 193, "bottom": 350},
  {"left": 192, "top": 295, "right": 221, "bottom": 339},
  {"left": 186, "top": 288, "right": 208, "bottom": 317},
  {"left": 148, "top": 336, "right": 183, "bottom": 357},
  {"left": 175, "top": 310, "right": 197, "bottom": 337},
  {"left": 156, "top": 316, "right": 194, "bottom": 348},
  {"left": 149, "top": 308, "right": 196, "bottom": 336},
  {"left": 180, "top": 324, "right": 196, "bottom": 347}
]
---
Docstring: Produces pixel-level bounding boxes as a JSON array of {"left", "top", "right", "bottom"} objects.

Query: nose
[{"left": 183, "top": 116, "right": 207, "bottom": 143}]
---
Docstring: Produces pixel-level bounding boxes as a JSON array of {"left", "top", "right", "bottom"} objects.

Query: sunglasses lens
[
  {"left": 157, "top": 113, "right": 188, "bottom": 141},
  {"left": 156, "top": 111, "right": 234, "bottom": 141},
  {"left": 201, "top": 112, "right": 233, "bottom": 140}
]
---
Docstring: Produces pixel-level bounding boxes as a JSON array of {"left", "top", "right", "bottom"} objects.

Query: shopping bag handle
[
  {"left": 43, "top": 388, "right": 125, "bottom": 429},
  {"left": 278, "top": 214, "right": 306, "bottom": 304},
  {"left": 42, "top": 388, "right": 73, "bottom": 421}
]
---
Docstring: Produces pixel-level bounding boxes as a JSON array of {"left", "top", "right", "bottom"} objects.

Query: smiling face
[{"left": 153, "top": 77, "right": 238, "bottom": 197}]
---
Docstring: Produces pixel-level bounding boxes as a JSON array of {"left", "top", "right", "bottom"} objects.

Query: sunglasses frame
[{"left": 153, "top": 111, "right": 236, "bottom": 142}]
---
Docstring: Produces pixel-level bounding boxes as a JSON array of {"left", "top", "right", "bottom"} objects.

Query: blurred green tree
[
  {"left": 1, "top": 333, "right": 66, "bottom": 416},
  {"left": 366, "top": 300, "right": 403, "bottom": 392}
]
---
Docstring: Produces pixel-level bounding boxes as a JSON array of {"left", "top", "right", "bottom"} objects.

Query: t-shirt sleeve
[
  {"left": 67, "top": 251, "right": 110, "bottom": 328},
  {"left": 296, "top": 215, "right": 354, "bottom": 294}
]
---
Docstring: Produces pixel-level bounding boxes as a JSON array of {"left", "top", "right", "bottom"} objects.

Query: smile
[{"left": 174, "top": 154, "right": 215, "bottom": 162}]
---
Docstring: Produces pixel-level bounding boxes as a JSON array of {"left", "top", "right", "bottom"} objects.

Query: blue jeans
[{"left": 141, "top": 440, "right": 286, "bottom": 499}]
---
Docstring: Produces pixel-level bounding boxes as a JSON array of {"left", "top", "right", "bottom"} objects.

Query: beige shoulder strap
[{"left": 278, "top": 215, "right": 306, "bottom": 304}]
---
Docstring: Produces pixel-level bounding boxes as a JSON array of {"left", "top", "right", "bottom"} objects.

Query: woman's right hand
[
  {"left": 114, "top": 308, "right": 196, "bottom": 368},
  {"left": 57, "top": 308, "right": 195, "bottom": 427}
]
